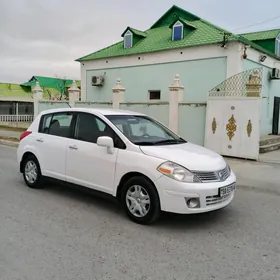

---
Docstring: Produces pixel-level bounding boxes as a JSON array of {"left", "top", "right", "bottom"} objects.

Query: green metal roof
[
  {"left": 121, "top": 27, "right": 147, "bottom": 38},
  {"left": 76, "top": 5, "right": 280, "bottom": 62},
  {"left": 240, "top": 28, "right": 280, "bottom": 41},
  {"left": 168, "top": 17, "right": 197, "bottom": 30},
  {"left": 21, "top": 76, "right": 80, "bottom": 93}
]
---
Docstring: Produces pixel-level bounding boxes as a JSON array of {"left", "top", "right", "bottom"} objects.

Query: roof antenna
[{"left": 221, "top": 32, "right": 232, "bottom": 48}]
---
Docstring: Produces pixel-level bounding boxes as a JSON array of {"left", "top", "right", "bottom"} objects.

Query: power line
[{"left": 232, "top": 15, "right": 280, "bottom": 32}]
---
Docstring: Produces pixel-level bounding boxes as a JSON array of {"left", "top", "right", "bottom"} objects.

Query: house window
[
  {"left": 124, "top": 30, "right": 133, "bottom": 48},
  {"left": 149, "top": 90, "right": 161, "bottom": 100},
  {"left": 172, "top": 21, "right": 183, "bottom": 41},
  {"left": 276, "top": 33, "right": 280, "bottom": 57}
]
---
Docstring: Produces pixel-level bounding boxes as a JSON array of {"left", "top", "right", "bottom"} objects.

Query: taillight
[{"left": 20, "top": 131, "right": 32, "bottom": 141}]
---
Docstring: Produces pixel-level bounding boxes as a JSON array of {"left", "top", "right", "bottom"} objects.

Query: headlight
[{"left": 157, "top": 161, "right": 201, "bottom": 183}]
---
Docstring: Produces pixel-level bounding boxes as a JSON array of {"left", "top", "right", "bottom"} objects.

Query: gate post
[
  {"left": 246, "top": 70, "right": 262, "bottom": 97},
  {"left": 168, "top": 74, "right": 184, "bottom": 133},
  {"left": 32, "top": 82, "right": 43, "bottom": 118},
  {"left": 68, "top": 80, "right": 80, "bottom": 107},
  {"left": 112, "top": 79, "right": 125, "bottom": 109}
]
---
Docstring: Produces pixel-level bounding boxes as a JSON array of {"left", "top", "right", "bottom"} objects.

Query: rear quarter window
[
  {"left": 38, "top": 112, "right": 75, "bottom": 138},
  {"left": 39, "top": 114, "right": 52, "bottom": 133}
]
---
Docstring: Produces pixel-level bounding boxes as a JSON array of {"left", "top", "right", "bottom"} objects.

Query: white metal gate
[{"left": 204, "top": 68, "right": 262, "bottom": 160}]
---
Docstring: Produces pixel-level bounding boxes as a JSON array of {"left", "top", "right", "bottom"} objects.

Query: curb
[{"left": 0, "top": 139, "right": 19, "bottom": 148}]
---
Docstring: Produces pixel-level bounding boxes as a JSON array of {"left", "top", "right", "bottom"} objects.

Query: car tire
[
  {"left": 121, "top": 176, "right": 161, "bottom": 225},
  {"left": 22, "top": 154, "right": 44, "bottom": 189}
]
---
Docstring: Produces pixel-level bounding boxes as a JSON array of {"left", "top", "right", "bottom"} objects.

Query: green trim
[{"left": 244, "top": 58, "right": 272, "bottom": 69}]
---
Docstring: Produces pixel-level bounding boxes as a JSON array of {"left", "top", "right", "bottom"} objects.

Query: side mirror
[{"left": 97, "top": 136, "right": 114, "bottom": 154}]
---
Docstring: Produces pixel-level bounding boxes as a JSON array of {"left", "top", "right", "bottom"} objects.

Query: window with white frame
[
  {"left": 276, "top": 33, "right": 280, "bottom": 57},
  {"left": 124, "top": 30, "right": 133, "bottom": 48},
  {"left": 172, "top": 21, "right": 184, "bottom": 41}
]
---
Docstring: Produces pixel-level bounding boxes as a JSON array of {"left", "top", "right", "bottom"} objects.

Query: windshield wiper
[
  {"left": 134, "top": 141, "right": 157, "bottom": 146},
  {"left": 153, "top": 139, "right": 187, "bottom": 145}
]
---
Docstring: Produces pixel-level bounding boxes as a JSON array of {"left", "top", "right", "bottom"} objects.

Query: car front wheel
[{"left": 121, "top": 176, "right": 161, "bottom": 224}]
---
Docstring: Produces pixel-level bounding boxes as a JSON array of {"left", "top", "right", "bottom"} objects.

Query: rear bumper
[{"left": 155, "top": 171, "right": 236, "bottom": 214}]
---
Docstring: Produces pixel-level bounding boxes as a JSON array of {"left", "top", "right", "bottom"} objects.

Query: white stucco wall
[
  {"left": 244, "top": 46, "right": 280, "bottom": 68},
  {"left": 80, "top": 42, "right": 244, "bottom": 101}
]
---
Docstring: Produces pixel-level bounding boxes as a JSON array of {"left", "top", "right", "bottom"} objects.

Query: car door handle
[
  {"left": 69, "top": 145, "right": 78, "bottom": 150},
  {"left": 36, "top": 138, "right": 44, "bottom": 143}
]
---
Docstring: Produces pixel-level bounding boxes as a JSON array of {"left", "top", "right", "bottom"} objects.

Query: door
[
  {"left": 272, "top": 97, "right": 280, "bottom": 135},
  {"left": 36, "top": 111, "right": 75, "bottom": 180},
  {"left": 205, "top": 98, "right": 260, "bottom": 160},
  {"left": 65, "top": 112, "right": 119, "bottom": 194}
]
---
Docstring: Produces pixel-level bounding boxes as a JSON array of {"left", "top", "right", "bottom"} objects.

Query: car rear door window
[{"left": 39, "top": 112, "right": 75, "bottom": 138}]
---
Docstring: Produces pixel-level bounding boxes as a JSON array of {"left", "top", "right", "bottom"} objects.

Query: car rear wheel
[
  {"left": 23, "top": 155, "right": 44, "bottom": 188},
  {"left": 121, "top": 176, "right": 161, "bottom": 224}
]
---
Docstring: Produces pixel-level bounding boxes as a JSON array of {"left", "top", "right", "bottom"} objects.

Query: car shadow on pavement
[
  {"left": 30, "top": 178, "right": 238, "bottom": 230},
  {"left": 155, "top": 207, "right": 236, "bottom": 229},
  {"left": 41, "top": 179, "right": 123, "bottom": 214}
]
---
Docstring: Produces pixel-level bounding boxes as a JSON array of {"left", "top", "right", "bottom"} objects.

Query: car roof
[{"left": 38, "top": 107, "right": 146, "bottom": 116}]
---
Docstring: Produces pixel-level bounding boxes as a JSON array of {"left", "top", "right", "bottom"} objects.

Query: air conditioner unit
[
  {"left": 92, "top": 76, "right": 104, "bottom": 86},
  {"left": 271, "top": 68, "right": 280, "bottom": 79}
]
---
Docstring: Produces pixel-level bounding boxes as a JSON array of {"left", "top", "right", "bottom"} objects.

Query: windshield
[{"left": 105, "top": 114, "right": 186, "bottom": 146}]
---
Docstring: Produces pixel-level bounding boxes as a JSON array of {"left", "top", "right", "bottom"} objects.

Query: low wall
[
  {"left": 36, "top": 100, "right": 207, "bottom": 146},
  {"left": 178, "top": 102, "right": 207, "bottom": 146},
  {"left": 0, "top": 121, "right": 30, "bottom": 129}
]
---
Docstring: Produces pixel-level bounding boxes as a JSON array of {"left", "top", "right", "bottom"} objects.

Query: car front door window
[
  {"left": 74, "top": 113, "right": 101, "bottom": 143},
  {"left": 74, "top": 113, "right": 125, "bottom": 149}
]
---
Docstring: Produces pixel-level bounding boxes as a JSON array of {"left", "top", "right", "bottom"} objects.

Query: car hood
[{"left": 140, "top": 142, "right": 226, "bottom": 171}]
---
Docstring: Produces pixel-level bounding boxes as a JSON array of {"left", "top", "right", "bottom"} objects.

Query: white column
[
  {"left": 32, "top": 82, "right": 43, "bottom": 118},
  {"left": 68, "top": 80, "right": 81, "bottom": 107},
  {"left": 226, "top": 42, "right": 243, "bottom": 78},
  {"left": 168, "top": 74, "right": 184, "bottom": 133},
  {"left": 16, "top": 102, "right": 19, "bottom": 127},
  {"left": 112, "top": 78, "right": 125, "bottom": 109}
]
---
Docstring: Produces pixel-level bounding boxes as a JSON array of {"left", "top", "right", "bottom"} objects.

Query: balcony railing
[{"left": 0, "top": 115, "right": 34, "bottom": 122}]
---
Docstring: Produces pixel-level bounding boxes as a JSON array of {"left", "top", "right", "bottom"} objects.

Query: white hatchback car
[{"left": 17, "top": 108, "right": 236, "bottom": 224}]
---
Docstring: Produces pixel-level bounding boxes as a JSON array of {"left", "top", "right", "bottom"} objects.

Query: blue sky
[{"left": 0, "top": 0, "right": 280, "bottom": 83}]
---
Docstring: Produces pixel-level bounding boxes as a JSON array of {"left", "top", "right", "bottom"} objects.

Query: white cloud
[{"left": 0, "top": 0, "right": 280, "bottom": 83}]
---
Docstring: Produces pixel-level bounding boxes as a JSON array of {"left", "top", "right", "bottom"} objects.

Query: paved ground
[
  {"left": 0, "top": 145, "right": 280, "bottom": 280},
  {"left": 259, "top": 149, "right": 280, "bottom": 164}
]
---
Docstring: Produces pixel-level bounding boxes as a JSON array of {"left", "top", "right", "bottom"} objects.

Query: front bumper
[{"left": 155, "top": 171, "right": 236, "bottom": 214}]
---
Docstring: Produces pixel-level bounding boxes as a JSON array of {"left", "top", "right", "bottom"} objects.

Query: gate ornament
[
  {"left": 246, "top": 70, "right": 262, "bottom": 97},
  {"left": 226, "top": 115, "right": 237, "bottom": 141},
  {"left": 212, "top": 117, "right": 217, "bottom": 134},
  {"left": 208, "top": 67, "right": 263, "bottom": 97},
  {"left": 247, "top": 119, "right": 252, "bottom": 137}
]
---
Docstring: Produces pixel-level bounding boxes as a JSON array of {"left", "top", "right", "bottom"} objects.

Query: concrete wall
[
  {"left": 80, "top": 42, "right": 244, "bottom": 101},
  {"left": 0, "top": 121, "right": 30, "bottom": 129},
  {"left": 85, "top": 57, "right": 227, "bottom": 103},
  {"left": 178, "top": 103, "right": 206, "bottom": 146},
  {"left": 38, "top": 101, "right": 70, "bottom": 113}
]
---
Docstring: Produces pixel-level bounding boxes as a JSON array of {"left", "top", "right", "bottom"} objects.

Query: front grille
[
  {"left": 192, "top": 165, "right": 231, "bottom": 183},
  {"left": 206, "top": 193, "right": 231, "bottom": 206}
]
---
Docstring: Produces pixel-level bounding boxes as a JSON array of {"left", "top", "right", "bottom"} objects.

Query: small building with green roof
[
  {"left": 76, "top": 4, "right": 280, "bottom": 140},
  {"left": 0, "top": 76, "right": 80, "bottom": 115}
]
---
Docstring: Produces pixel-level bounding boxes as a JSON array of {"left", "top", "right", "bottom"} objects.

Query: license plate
[{"left": 219, "top": 183, "right": 236, "bottom": 197}]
